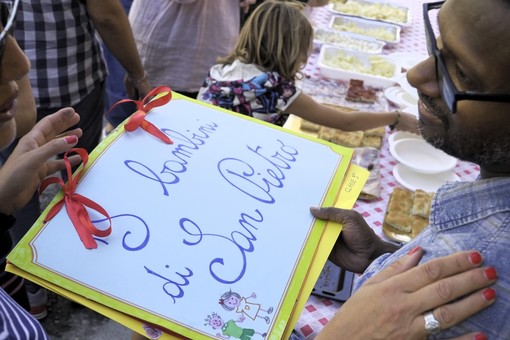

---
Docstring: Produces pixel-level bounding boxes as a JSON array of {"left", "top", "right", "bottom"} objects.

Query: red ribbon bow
[
  {"left": 107, "top": 86, "right": 173, "bottom": 144},
  {"left": 40, "top": 148, "right": 112, "bottom": 249}
]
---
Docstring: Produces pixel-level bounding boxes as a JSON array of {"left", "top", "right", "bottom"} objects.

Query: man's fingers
[{"left": 310, "top": 206, "right": 360, "bottom": 224}]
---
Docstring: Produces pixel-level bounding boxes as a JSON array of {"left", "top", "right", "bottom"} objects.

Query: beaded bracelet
[{"left": 389, "top": 111, "right": 401, "bottom": 131}]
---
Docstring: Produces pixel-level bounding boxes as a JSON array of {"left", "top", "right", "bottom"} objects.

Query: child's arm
[{"left": 285, "top": 92, "right": 418, "bottom": 133}]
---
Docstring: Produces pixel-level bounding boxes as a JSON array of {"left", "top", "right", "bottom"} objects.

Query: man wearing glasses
[
  {"left": 0, "top": 0, "right": 505, "bottom": 339},
  {"left": 314, "top": 0, "right": 510, "bottom": 338}
]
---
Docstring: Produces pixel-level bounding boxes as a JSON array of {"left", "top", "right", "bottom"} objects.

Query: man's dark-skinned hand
[{"left": 310, "top": 207, "right": 399, "bottom": 273}]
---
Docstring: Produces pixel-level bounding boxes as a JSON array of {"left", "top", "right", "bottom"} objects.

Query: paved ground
[{"left": 39, "top": 291, "right": 132, "bottom": 339}]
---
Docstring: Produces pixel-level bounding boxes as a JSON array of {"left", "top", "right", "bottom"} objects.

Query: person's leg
[
  {"left": 37, "top": 81, "right": 106, "bottom": 156},
  {"left": 0, "top": 230, "right": 30, "bottom": 312},
  {"left": 102, "top": 0, "right": 135, "bottom": 132},
  {"left": 71, "top": 81, "right": 106, "bottom": 154}
]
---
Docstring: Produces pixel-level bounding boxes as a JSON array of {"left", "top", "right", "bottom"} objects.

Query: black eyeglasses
[
  {"left": 423, "top": 1, "right": 510, "bottom": 113},
  {"left": 0, "top": 0, "right": 18, "bottom": 65}
]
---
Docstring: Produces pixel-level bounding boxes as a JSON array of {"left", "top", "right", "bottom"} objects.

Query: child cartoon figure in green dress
[{"left": 205, "top": 312, "right": 267, "bottom": 340}]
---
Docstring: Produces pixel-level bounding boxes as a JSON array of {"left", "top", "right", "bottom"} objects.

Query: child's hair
[
  {"left": 218, "top": 290, "right": 241, "bottom": 311},
  {"left": 218, "top": 0, "right": 313, "bottom": 80}
]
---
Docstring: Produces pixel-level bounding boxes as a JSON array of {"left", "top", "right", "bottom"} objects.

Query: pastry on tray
[
  {"left": 299, "top": 119, "right": 321, "bottom": 132},
  {"left": 346, "top": 79, "right": 377, "bottom": 103},
  {"left": 307, "top": 123, "right": 386, "bottom": 150},
  {"left": 409, "top": 215, "right": 429, "bottom": 238},
  {"left": 318, "top": 127, "right": 365, "bottom": 147},
  {"left": 364, "top": 126, "right": 386, "bottom": 137},
  {"left": 411, "top": 189, "right": 434, "bottom": 218},
  {"left": 361, "top": 135, "right": 382, "bottom": 148},
  {"left": 385, "top": 187, "right": 414, "bottom": 233},
  {"left": 383, "top": 188, "right": 434, "bottom": 242}
]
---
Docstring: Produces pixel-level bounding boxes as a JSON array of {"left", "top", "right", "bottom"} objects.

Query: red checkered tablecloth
[{"left": 292, "top": 2, "right": 480, "bottom": 339}]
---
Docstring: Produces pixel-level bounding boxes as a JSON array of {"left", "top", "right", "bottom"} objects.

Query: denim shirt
[{"left": 355, "top": 178, "right": 510, "bottom": 339}]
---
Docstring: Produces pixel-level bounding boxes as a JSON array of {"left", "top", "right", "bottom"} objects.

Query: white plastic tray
[
  {"left": 327, "top": 0, "right": 412, "bottom": 27},
  {"left": 313, "top": 27, "right": 385, "bottom": 54},
  {"left": 318, "top": 45, "right": 401, "bottom": 88},
  {"left": 329, "top": 14, "right": 401, "bottom": 44}
]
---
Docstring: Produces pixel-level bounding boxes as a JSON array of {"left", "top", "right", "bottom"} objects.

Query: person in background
[
  {"left": 104, "top": 0, "right": 254, "bottom": 135},
  {"left": 128, "top": 0, "right": 249, "bottom": 100},
  {"left": 101, "top": 0, "right": 137, "bottom": 135},
  {"left": 15, "top": 0, "right": 150, "bottom": 156},
  {"left": 198, "top": 1, "right": 417, "bottom": 133},
  {"left": 2, "top": 0, "right": 151, "bottom": 319},
  {"left": 241, "top": 0, "right": 329, "bottom": 26},
  {"left": 311, "top": 0, "right": 510, "bottom": 338}
]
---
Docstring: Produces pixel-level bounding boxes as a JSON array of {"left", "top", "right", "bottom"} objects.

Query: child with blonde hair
[{"left": 198, "top": 0, "right": 417, "bottom": 133}]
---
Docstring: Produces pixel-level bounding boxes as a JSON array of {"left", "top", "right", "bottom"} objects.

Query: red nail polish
[
  {"left": 407, "top": 246, "right": 421, "bottom": 255},
  {"left": 65, "top": 135, "right": 78, "bottom": 144},
  {"left": 474, "top": 333, "right": 487, "bottom": 340},
  {"left": 482, "top": 288, "right": 496, "bottom": 301},
  {"left": 484, "top": 267, "right": 498, "bottom": 281},
  {"left": 469, "top": 252, "right": 482, "bottom": 265}
]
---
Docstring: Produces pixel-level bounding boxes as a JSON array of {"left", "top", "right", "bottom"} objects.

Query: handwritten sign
[{"left": 9, "top": 96, "right": 356, "bottom": 339}]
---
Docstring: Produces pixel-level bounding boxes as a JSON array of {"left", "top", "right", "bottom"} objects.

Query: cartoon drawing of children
[
  {"left": 205, "top": 312, "right": 267, "bottom": 340},
  {"left": 219, "top": 290, "right": 274, "bottom": 324}
]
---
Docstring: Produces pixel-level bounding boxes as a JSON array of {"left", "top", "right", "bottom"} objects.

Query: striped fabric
[
  {"left": 0, "top": 288, "right": 48, "bottom": 340},
  {"left": 13, "top": 0, "right": 106, "bottom": 108}
]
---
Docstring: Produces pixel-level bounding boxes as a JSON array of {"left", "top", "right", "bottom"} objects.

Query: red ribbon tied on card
[
  {"left": 108, "top": 86, "right": 173, "bottom": 144},
  {"left": 40, "top": 148, "right": 112, "bottom": 249}
]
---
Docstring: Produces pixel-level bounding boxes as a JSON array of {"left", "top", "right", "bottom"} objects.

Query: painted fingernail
[
  {"left": 482, "top": 288, "right": 496, "bottom": 301},
  {"left": 474, "top": 333, "right": 487, "bottom": 340},
  {"left": 469, "top": 252, "right": 482, "bottom": 265},
  {"left": 484, "top": 267, "right": 498, "bottom": 280},
  {"left": 65, "top": 135, "right": 78, "bottom": 144},
  {"left": 407, "top": 246, "right": 421, "bottom": 255}
]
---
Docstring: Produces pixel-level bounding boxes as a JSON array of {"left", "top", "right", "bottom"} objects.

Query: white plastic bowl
[
  {"left": 395, "top": 72, "right": 419, "bottom": 100},
  {"left": 389, "top": 138, "right": 458, "bottom": 174},
  {"left": 387, "top": 131, "right": 422, "bottom": 149}
]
